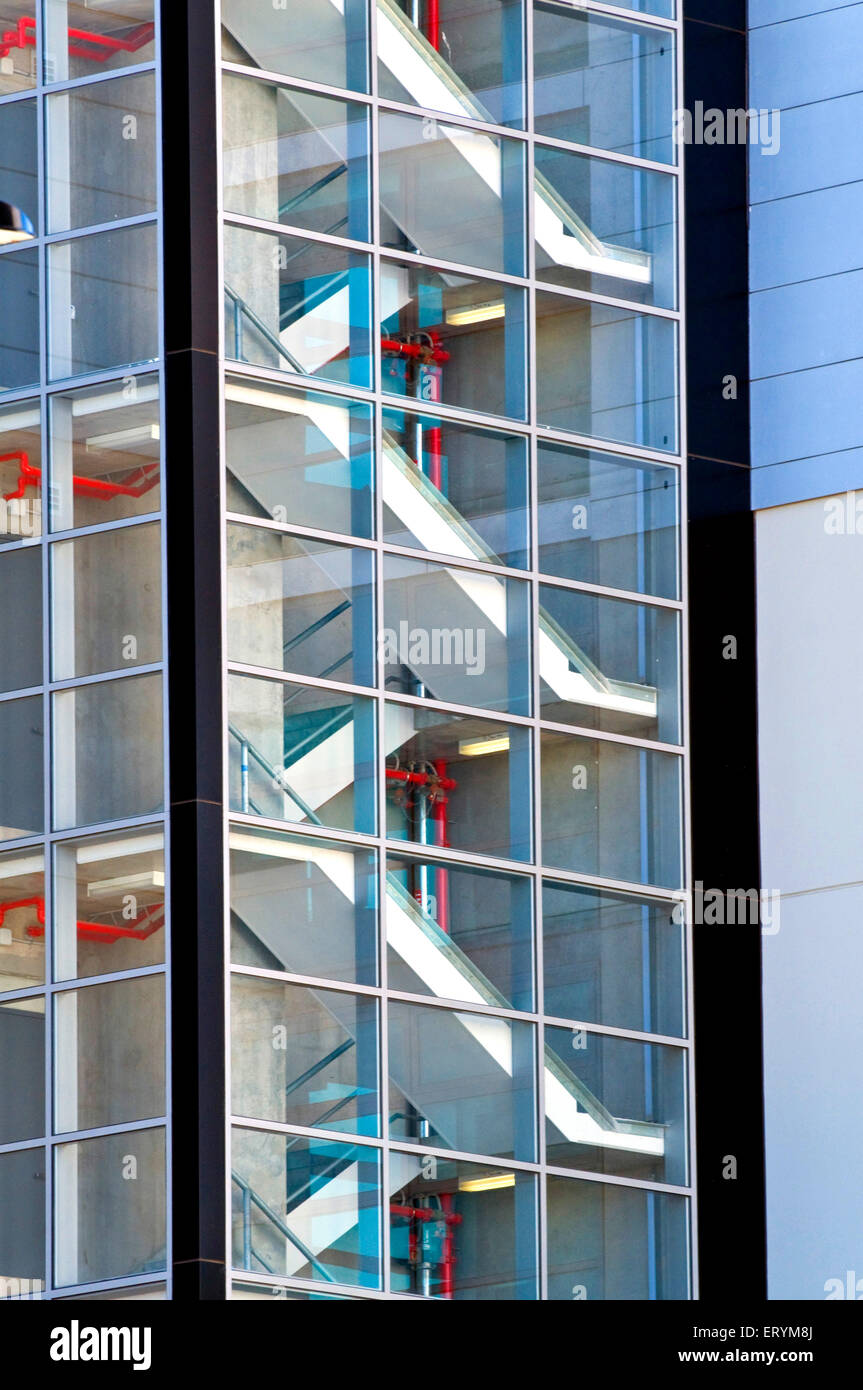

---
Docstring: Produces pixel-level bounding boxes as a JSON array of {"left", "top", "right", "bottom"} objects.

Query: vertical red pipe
[
  {"left": 440, "top": 1193, "right": 456, "bottom": 1298},
  {"left": 425, "top": 0, "right": 441, "bottom": 51},
  {"left": 433, "top": 757, "right": 450, "bottom": 934}
]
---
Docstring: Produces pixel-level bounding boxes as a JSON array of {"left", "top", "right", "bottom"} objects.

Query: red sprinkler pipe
[
  {"left": 424, "top": 0, "right": 441, "bottom": 51},
  {"left": 386, "top": 767, "right": 456, "bottom": 791},
  {"left": 381, "top": 338, "right": 449, "bottom": 365},
  {"left": 2, "top": 451, "right": 159, "bottom": 503},
  {"left": 0, "top": 895, "right": 164, "bottom": 944},
  {"left": 431, "top": 758, "right": 451, "bottom": 932},
  {"left": 439, "top": 1192, "right": 457, "bottom": 1298},
  {"left": 0, "top": 17, "right": 154, "bottom": 63}
]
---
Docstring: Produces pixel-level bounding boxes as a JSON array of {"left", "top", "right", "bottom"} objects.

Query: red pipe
[
  {"left": 2, "top": 451, "right": 159, "bottom": 503},
  {"left": 439, "top": 1192, "right": 457, "bottom": 1299},
  {"left": 424, "top": 0, "right": 441, "bottom": 52},
  {"left": 381, "top": 338, "right": 449, "bottom": 364},
  {"left": 431, "top": 758, "right": 451, "bottom": 933},
  {"left": 386, "top": 767, "right": 456, "bottom": 791},
  {"left": 0, "top": 17, "right": 154, "bottom": 63},
  {"left": 0, "top": 894, "right": 164, "bottom": 944}
]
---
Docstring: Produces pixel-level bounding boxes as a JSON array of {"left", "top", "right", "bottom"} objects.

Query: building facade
[{"left": 0, "top": 0, "right": 696, "bottom": 1300}]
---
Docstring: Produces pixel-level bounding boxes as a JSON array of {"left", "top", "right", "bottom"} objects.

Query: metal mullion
[
  {"left": 227, "top": 810, "right": 379, "bottom": 853},
  {"left": 43, "top": 360, "right": 160, "bottom": 397},
  {"left": 230, "top": 1116, "right": 384, "bottom": 1150},
  {"left": 227, "top": 659, "right": 373, "bottom": 703},
  {"left": 375, "top": 91, "right": 530, "bottom": 142},
  {"left": 230, "top": 963, "right": 383, "bottom": 999},
  {"left": 568, "top": 1, "right": 680, "bottom": 34},
  {"left": 535, "top": 572, "right": 683, "bottom": 610},
  {"left": 536, "top": 419, "right": 684, "bottom": 466},
  {"left": 537, "top": 716, "right": 684, "bottom": 755},
  {"left": 225, "top": 512, "right": 378, "bottom": 551},
  {"left": 43, "top": 211, "right": 159, "bottom": 247},
  {"left": 41, "top": 61, "right": 156, "bottom": 100},
  {"left": 230, "top": 1270, "right": 402, "bottom": 1300},
  {"left": 45, "top": 811, "right": 165, "bottom": 842},
  {"left": 0, "top": 684, "right": 43, "bottom": 703},
  {"left": 535, "top": 277, "right": 682, "bottom": 322},
  {"left": 381, "top": 243, "right": 529, "bottom": 291},
  {"left": 532, "top": 129, "right": 681, "bottom": 178},
  {"left": 222, "top": 209, "right": 372, "bottom": 258},
  {"left": 542, "top": 1163, "right": 691, "bottom": 1198},
  {"left": 45, "top": 510, "right": 161, "bottom": 546},
  {"left": 528, "top": 859, "right": 685, "bottom": 899},
  {"left": 220, "top": 59, "right": 371, "bottom": 109},
  {"left": 389, "top": 1139, "right": 541, "bottom": 1176},
  {"left": 48, "top": 661, "right": 163, "bottom": 693},
  {"left": 541, "top": 1014, "right": 690, "bottom": 1050},
  {"left": 49, "top": 1115, "right": 167, "bottom": 1148},
  {"left": 49, "top": 1270, "right": 166, "bottom": 1300},
  {"left": 48, "top": 963, "right": 167, "bottom": 996}
]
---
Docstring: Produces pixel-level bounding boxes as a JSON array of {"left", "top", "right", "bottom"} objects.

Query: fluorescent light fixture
[
  {"left": 0, "top": 202, "right": 35, "bottom": 246},
  {"left": 458, "top": 1173, "right": 516, "bottom": 1193},
  {"left": 458, "top": 734, "right": 510, "bottom": 758},
  {"left": 87, "top": 871, "right": 165, "bottom": 899},
  {"left": 445, "top": 300, "right": 506, "bottom": 327},
  {"left": 85, "top": 423, "right": 160, "bottom": 451}
]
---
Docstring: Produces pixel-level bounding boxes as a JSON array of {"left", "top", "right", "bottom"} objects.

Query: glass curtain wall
[
  {"left": 220, "top": 0, "right": 689, "bottom": 1300},
  {"left": 0, "top": 0, "right": 166, "bottom": 1302}
]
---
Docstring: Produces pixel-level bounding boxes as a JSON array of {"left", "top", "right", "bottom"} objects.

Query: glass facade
[{"left": 0, "top": 0, "right": 690, "bottom": 1302}]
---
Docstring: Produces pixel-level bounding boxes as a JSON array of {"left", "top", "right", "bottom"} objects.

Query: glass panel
[
  {"left": 0, "top": 96, "right": 37, "bottom": 232},
  {"left": 534, "top": 144, "right": 677, "bottom": 309},
  {"left": 223, "top": 73, "right": 370, "bottom": 242},
  {"left": 52, "top": 673, "right": 164, "bottom": 831},
  {"left": 537, "top": 439, "right": 679, "bottom": 599},
  {"left": 0, "top": 846, "right": 45, "bottom": 991},
  {"left": 0, "top": 1148, "right": 45, "bottom": 1300},
  {"left": 542, "top": 879, "right": 685, "bottom": 1038},
  {"left": 538, "top": 584, "right": 680, "bottom": 743},
  {"left": 224, "top": 224, "right": 373, "bottom": 389},
  {"left": 0, "top": 247, "right": 39, "bottom": 392},
  {"left": 0, "top": 547, "right": 41, "bottom": 692},
  {"left": 221, "top": 0, "right": 369, "bottom": 94},
  {"left": 533, "top": 5, "right": 676, "bottom": 165},
  {"left": 53, "top": 827, "right": 165, "bottom": 983},
  {"left": 48, "top": 374, "right": 161, "bottom": 532},
  {"left": 540, "top": 730, "right": 682, "bottom": 889},
  {"left": 385, "top": 702, "right": 532, "bottom": 862},
  {"left": 0, "top": 996, "right": 43, "bottom": 1142},
  {"left": 381, "top": 259, "right": 527, "bottom": 421},
  {"left": 382, "top": 408, "right": 528, "bottom": 569},
  {"left": 232, "top": 1282, "right": 355, "bottom": 1300},
  {"left": 54, "top": 977, "right": 164, "bottom": 1133},
  {"left": 228, "top": 672, "right": 376, "bottom": 835},
  {"left": 51, "top": 522, "right": 162, "bottom": 680},
  {"left": 379, "top": 110, "right": 525, "bottom": 276},
  {"left": 227, "top": 523, "right": 375, "bottom": 688},
  {"left": 60, "top": 1282, "right": 166, "bottom": 1300},
  {"left": 0, "top": 695, "right": 43, "bottom": 840},
  {"left": 0, "top": 396, "right": 41, "bottom": 543},
  {"left": 43, "top": 1, "right": 155, "bottom": 83},
  {"left": 0, "top": 3, "right": 36, "bottom": 95},
  {"left": 225, "top": 377, "right": 374, "bottom": 540},
  {"left": 547, "top": 1176, "right": 689, "bottom": 1300},
  {"left": 545, "top": 1024, "right": 686, "bottom": 1184},
  {"left": 232, "top": 976, "right": 379, "bottom": 1137},
  {"left": 230, "top": 825, "right": 378, "bottom": 987},
  {"left": 386, "top": 852, "right": 533, "bottom": 1012},
  {"left": 46, "top": 72, "right": 157, "bottom": 233},
  {"left": 536, "top": 290, "right": 678, "bottom": 453},
  {"left": 389, "top": 998, "right": 536, "bottom": 1161},
  {"left": 54, "top": 1127, "right": 166, "bottom": 1288},
  {"left": 232, "top": 1127, "right": 381, "bottom": 1288},
  {"left": 48, "top": 224, "right": 159, "bottom": 381},
  {"left": 383, "top": 553, "right": 530, "bottom": 716},
  {"left": 390, "top": 1154, "right": 537, "bottom": 1299},
  {"left": 378, "top": 0, "right": 525, "bottom": 130}
]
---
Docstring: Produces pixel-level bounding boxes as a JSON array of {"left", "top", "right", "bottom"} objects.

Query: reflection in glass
[
  {"left": 540, "top": 730, "right": 682, "bottom": 889},
  {"left": 383, "top": 553, "right": 531, "bottom": 716},
  {"left": 53, "top": 827, "right": 165, "bottom": 982},
  {"left": 0, "top": 997, "right": 43, "bottom": 1143},
  {"left": 232, "top": 976, "right": 379, "bottom": 1136},
  {"left": 230, "top": 825, "right": 377, "bottom": 986},
  {"left": 51, "top": 522, "right": 162, "bottom": 680},
  {"left": 225, "top": 377, "right": 373, "bottom": 540},
  {"left": 0, "top": 695, "right": 43, "bottom": 840},
  {"left": 54, "top": 1127, "right": 166, "bottom": 1288},
  {"left": 545, "top": 1025, "right": 687, "bottom": 1184},
  {"left": 537, "top": 440, "right": 679, "bottom": 598},
  {"left": 538, "top": 584, "right": 680, "bottom": 743},
  {"left": 0, "top": 1148, "right": 45, "bottom": 1299},
  {"left": 48, "top": 374, "right": 161, "bottom": 532},
  {"left": 378, "top": 0, "right": 524, "bottom": 130},
  {"left": 221, "top": 0, "right": 369, "bottom": 93},
  {"left": 536, "top": 290, "right": 678, "bottom": 453},
  {"left": 44, "top": 1, "right": 155, "bottom": 83},
  {"left": 386, "top": 852, "right": 533, "bottom": 1011},
  {"left": 54, "top": 976, "right": 165, "bottom": 1133},
  {"left": 53, "top": 673, "right": 164, "bottom": 831},
  {"left": 385, "top": 702, "right": 532, "bottom": 863},
  {"left": 227, "top": 523, "right": 375, "bottom": 688},
  {"left": 0, "top": 247, "right": 38, "bottom": 392},
  {"left": 232, "top": 1127, "right": 381, "bottom": 1288},
  {"left": 547, "top": 1175, "right": 689, "bottom": 1300},
  {"left": 390, "top": 1154, "right": 537, "bottom": 1299},
  {"left": 223, "top": 74, "right": 369, "bottom": 242},
  {"left": 542, "top": 879, "right": 685, "bottom": 1038},
  {"left": 46, "top": 73, "right": 157, "bottom": 233},
  {"left": 0, "top": 546, "right": 41, "bottom": 692},
  {"left": 0, "top": 3, "right": 35, "bottom": 96},
  {"left": 381, "top": 259, "right": 526, "bottom": 421},
  {"left": 379, "top": 109, "right": 524, "bottom": 276},
  {"left": 382, "top": 408, "right": 528, "bottom": 569},
  {"left": 225, "top": 225, "right": 372, "bottom": 389},
  {"left": 0, "top": 96, "right": 37, "bottom": 230},
  {"left": 0, "top": 846, "right": 45, "bottom": 991},
  {"left": 534, "top": 144, "right": 677, "bottom": 309},
  {"left": 388, "top": 999, "right": 536, "bottom": 1161},
  {"left": 0, "top": 396, "right": 41, "bottom": 542},
  {"left": 533, "top": 4, "right": 676, "bottom": 165},
  {"left": 228, "top": 673, "right": 376, "bottom": 835},
  {"left": 48, "top": 224, "right": 159, "bottom": 381}
]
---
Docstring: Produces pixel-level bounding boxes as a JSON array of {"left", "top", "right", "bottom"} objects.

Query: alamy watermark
[
  {"left": 673, "top": 102, "right": 781, "bottom": 156},
  {"left": 672, "top": 881, "right": 781, "bottom": 935},
  {"left": 379, "top": 621, "right": 486, "bottom": 676}
]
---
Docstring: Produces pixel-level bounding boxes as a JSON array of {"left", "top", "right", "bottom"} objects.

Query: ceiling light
[
  {"left": 0, "top": 202, "right": 35, "bottom": 246},
  {"left": 458, "top": 1173, "right": 516, "bottom": 1193},
  {"left": 445, "top": 301, "right": 506, "bottom": 327},
  {"left": 458, "top": 734, "right": 510, "bottom": 757},
  {"left": 86, "top": 871, "right": 165, "bottom": 899},
  {"left": 85, "top": 423, "right": 160, "bottom": 451}
]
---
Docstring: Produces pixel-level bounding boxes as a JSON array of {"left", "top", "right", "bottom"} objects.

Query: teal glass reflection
[
  {"left": 221, "top": 0, "right": 369, "bottom": 93},
  {"left": 225, "top": 377, "right": 374, "bottom": 540},
  {"left": 545, "top": 1024, "right": 687, "bottom": 1184},
  {"left": 232, "top": 976, "right": 379, "bottom": 1136},
  {"left": 232, "top": 1127, "right": 381, "bottom": 1288},
  {"left": 227, "top": 523, "right": 375, "bottom": 688},
  {"left": 225, "top": 225, "right": 373, "bottom": 389},
  {"left": 538, "top": 583, "right": 681, "bottom": 743},
  {"left": 533, "top": 4, "right": 676, "bottom": 165},
  {"left": 228, "top": 673, "right": 376, "bottom": 835}
]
